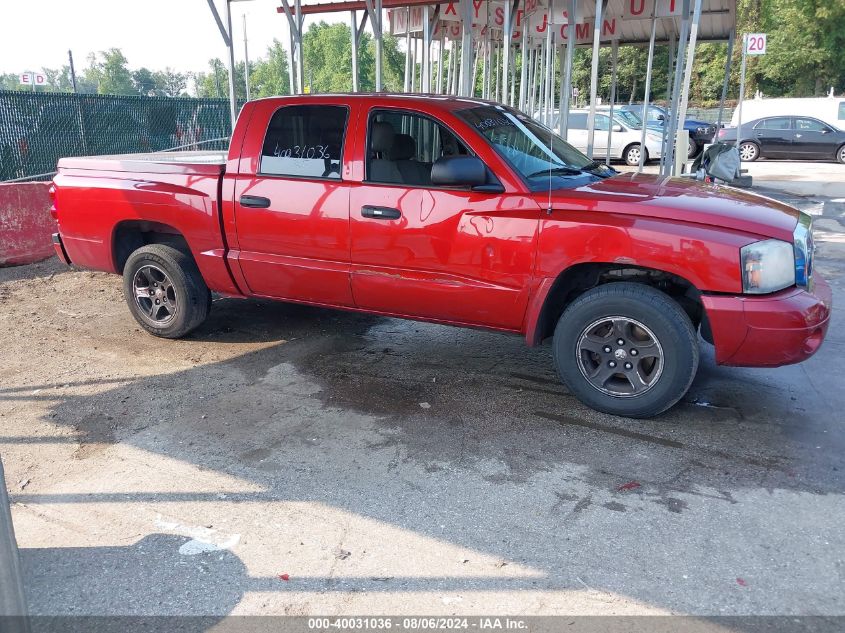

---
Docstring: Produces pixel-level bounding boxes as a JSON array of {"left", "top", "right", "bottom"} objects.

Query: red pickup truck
[{"left": 50, "top": 94, "right": 831, "bottom": 418}]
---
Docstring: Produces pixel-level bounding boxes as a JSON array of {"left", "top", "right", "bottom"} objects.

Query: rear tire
[
  {"left": 122, "top": 244, "right": 211, "bottom": 339},
  {"left": 738, "top": 141, "right": 760, "bottom": 162},
  {"left": 552, "top": 283, "right": 699, "bottom": 418},
  {"left": 624, "top": 144, "right": 648, "bottom": 166}
]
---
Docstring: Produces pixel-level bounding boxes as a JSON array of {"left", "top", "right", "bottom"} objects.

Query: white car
[{"left": 539, "top": 108, "right": 664, "bottom": 165}]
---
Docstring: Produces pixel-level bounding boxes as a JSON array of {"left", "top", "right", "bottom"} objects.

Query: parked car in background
[
  {"left": 546, "top": 108, "right": 664, "bottom": 165},
  {"left": 620, "top": 104, "right": 716, "bottom": 158},
  {"left": 730, "top": 96, "right": 845, "bottom": 131},
  {"left": 51, "top": 95, "right": 831, "bottom": 418},
  {"left": 717, "top": 116, "right": 845, "bottom": 163}
]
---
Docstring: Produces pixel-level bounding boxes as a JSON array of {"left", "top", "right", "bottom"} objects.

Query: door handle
[
  {"left": 795, "top": 134, "right": 802, "bottom": 138},
  {"left": 240, "top": 195, "right": 271, "bottom": 208},
  {"left": 361, "top": 205, "right": 401, "bottom": 220}
]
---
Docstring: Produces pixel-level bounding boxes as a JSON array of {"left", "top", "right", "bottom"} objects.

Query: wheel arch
[
  {"left": 112, "top": 220, "right": 192, "bottom": 274},
  {"left": 525, "top": 262, "right": 704, "bottom": 347}
]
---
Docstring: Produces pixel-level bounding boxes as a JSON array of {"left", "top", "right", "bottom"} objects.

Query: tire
[
  {"left": 624, "top": 144, "right": 648, "bottom": 166},
  {"left": 122, "top": 244, "right": 211, "bottom": 339},
  {"left": 837, "top": 144, "right": 845, "bottom": 164},
  {"left": 552, "top": 282, "right": 699, "bottom": 418},
  {"left": 687, "top": 137, "right": 699, "bottom": 159},
  {"left": 738, "top": 141, "right": 760, "bottom": 162}
]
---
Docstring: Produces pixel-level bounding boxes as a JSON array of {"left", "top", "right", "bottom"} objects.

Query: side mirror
[
  {"left": 612, "top": 124, "right": 624, "bottom": 132},
  {"left": 431, "top": 155, "right": 487, "bottom": 187}
]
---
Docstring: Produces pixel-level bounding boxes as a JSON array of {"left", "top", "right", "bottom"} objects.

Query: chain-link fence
[{"left": 0, "top": 91, "right": 236, "bottom": 182}]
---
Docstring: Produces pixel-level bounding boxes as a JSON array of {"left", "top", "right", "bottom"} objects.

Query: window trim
[
  {"left": 363, "top": 106, "right": 485, "bottom": 191},
  {"left": 257, "top": 103, "right": 351, "bottom": 182}
]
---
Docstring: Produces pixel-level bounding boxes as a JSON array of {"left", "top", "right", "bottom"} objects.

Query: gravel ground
[{"left": 1, "top": 188, "right": 844, "bottom": 619}]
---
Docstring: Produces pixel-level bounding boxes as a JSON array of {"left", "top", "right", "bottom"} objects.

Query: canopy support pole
[
  {"left": 206, "top": 0, "right": 238, "bottom": 125},
  {"left": 502, "top": 0, "right": 517, "bottom": 106},
  {"left": 661, "top": 0, "right": 690, "bottom": 177},
  {"left": 716, "top": 29, "right": 735, "bottom": 129},
  {"left": 350, "top": 11, "right": 359, "bottom": 91},
  {"left": 364, "top": 0, "right": 383, "bottom": 90},
  {"left": 404, "top": 8, "right": 412, "bottom": 92},
  {"left": 585, "top": 0, "right": 604, "bottom": 158},
  {"left": 459, "top": 0, "right": 473, "bottom": 96},
  {"left": 294, "top": 0, "right": 304, "bottom": 92},
  {"left": 544, "top": 1, "right": 555, "bottom": 126},
  {"left": 518, "top": 25, "right": 528, "bottom": 111},
  {"left": 559, "top": 0, "right": 576, "bottom": 136},
  {"left": 674, "top": 0, "right": 703, "bottom": 176},
  {"left": 638, "top": 11, "right": 658, "bottom": 172},
  {"left": 606, "top": 38, "right": 618, "bottom": 166}
]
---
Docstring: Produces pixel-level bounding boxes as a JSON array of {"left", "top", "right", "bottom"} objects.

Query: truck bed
[{"left": 57, "top": 150, "right": 226, "bottom": 176}]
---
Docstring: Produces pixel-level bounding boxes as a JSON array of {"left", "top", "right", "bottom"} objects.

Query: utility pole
[
  {"left": 243, "top": 13, "right": 251, "bottom": 101},
  {"left": 68, "top": 50, "right": 78, "bottom": 93}
]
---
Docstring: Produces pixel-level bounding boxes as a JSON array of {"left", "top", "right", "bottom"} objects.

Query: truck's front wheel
[
  {"left": 553, "top": 283, "right": 699, "bottom": 418},
  {"left": 122, "top": 244, "right": 211, "bottom": 339}
]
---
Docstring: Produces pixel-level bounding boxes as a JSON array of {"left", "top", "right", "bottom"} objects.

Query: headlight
[
  {"left": 741, "top": 239, "right": 795, "bottom": 294},
  {"left": 696, "top": 126, "right": 709, "bottom": 134},
  {"left": 793, "top": 212, "right": 814, "bottom": 288}
]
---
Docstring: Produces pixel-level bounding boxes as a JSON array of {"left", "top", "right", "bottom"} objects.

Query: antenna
[{"left": 547, "top": 121, "right": 554, "bottom": 216}]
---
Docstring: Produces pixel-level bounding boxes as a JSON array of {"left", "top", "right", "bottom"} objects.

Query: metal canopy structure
[{"left": 206, "top": 0, "right": 738, "bottom": 176}]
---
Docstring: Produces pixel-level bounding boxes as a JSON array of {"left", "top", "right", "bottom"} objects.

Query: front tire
[
  {"left": 687, "top": 137, "right": 699, "bottom": 158},
  {"left": 624, "top": 144, "right": 648, "bottom": 166},
  {"left": 837, "top": 144, "right": 845, "bottom": 164},
  {"left": 552, "top": 283, "right": 699, "bottom": 418},
  {"left": 122, "top": 244, "right": 211, "bottom": 339}
]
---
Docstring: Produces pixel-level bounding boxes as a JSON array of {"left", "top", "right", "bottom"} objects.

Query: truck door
[
  {"left": 348, "top": 107, "right": 538, "bottom": 330},
  {"left": 231, "top": 101, "right": 355, "bottom": 305}
]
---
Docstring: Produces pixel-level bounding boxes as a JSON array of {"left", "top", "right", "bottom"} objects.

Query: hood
[{"left": 545, "top": 172, "right": 799, "bottom": 242}]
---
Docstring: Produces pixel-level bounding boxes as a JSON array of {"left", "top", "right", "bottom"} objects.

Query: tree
[
  {"left": 155, "top": 68, "right": 187, "bottom": 97},
  {"left": 96, "top": 48, "right": 135, "bottom": 95},
  {"left": 250, "top": 39, "right": 291, "bottom": 97},
  {"left": 132, "top": 68, "right": 158, "bottom": 96}
]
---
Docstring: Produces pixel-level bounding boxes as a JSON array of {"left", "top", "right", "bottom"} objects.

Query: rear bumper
[
  {"left": 52, "top": 233, "right": 71, "bottom": 266},
  {"left": 701, "top": 275, "right": 832, "bottom": 367}
]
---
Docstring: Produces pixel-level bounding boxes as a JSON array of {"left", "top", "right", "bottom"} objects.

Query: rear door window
[
  {"left": 260, "top": 104, "right": 348, "bottom": 179},
  {"left": 756, "top": 117, "right": 792, "bottom": 130}
]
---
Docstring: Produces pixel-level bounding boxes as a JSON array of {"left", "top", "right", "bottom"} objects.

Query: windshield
[
  {"left": 457, "top": 105, "right": 613, "bottom": 188},
  {"left": 614, "top": 109, "right": 643, "bottom": 128}
]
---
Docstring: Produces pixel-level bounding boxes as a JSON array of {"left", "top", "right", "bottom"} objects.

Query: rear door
[
  {"left": 231, "top": 100, "right": 355, "bottom": 305},
  {"left": 751, "top": 117, "right": 793, "bottom": 157},
  {"left": 793, "top": 117, "right": 837, "bottom": 158},
  {"left": 565, "top": 113, "right": 589, "bottom": 154}
]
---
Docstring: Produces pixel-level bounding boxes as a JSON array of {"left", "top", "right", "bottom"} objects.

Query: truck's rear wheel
[
  {"left": 552, "top": 282, "right": 699, "bottom": 418},
  {"left": 122, "top": 244, "right": 210, "bottom": 339}
]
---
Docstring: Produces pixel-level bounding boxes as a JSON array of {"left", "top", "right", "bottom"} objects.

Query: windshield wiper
[
  {"left": 527, "top": 166, "right": 583, "bottom": 178},
  {"left": 581, "top": 160, "right": 618, "bottom": 175}
]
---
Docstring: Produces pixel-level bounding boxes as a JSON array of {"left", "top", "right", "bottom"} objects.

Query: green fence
[{"left": 0, "top": 92, "right": 236, "bottom": 182}]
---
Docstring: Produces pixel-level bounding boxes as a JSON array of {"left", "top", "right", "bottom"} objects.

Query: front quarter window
[{"left": 457, "top": 105, "right": 614, "bottom": 188}]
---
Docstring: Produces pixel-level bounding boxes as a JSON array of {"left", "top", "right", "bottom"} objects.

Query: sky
[{"left": 1, "top": 0, "right": 345, "bottom": 76}]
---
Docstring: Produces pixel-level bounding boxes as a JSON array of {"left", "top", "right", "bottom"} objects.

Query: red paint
[
  {"left": 0, "top": 182, "right": 56, "bottom": 266},
  {"left": 617, "top": 481, "right": 641, "bottom": 491},
  {"left": 51, "top": 94, "right": 831, "bottom": 369},
  {"left": 278, "top": 574, "right": 290, "bottom": 581},
  {"left": 736, "top": 577, "right": 748, "bottom": 586}
]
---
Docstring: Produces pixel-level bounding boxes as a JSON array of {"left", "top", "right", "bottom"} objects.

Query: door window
[
  {"left": 366, "top": 110, "right": 470, "bottom": 186},
  {"left": 755, "top": 117, "right": 791, "bottom": 130},
  {"left": 259, "top": 105, "right": 348, "bottom": 179},
  {"left": 594, "top": 114, "right": 611, "bottom": 131},
  {"left": 568, "top": 113, "right": 588, "bottom": 129},
  {"left": 795, "top": 118, "right": 828, "bottom": 132}
]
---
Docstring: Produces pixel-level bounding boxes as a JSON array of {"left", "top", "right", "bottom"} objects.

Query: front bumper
[{"left": 701, "top": 275, "right": 832, "bottom": 367}]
